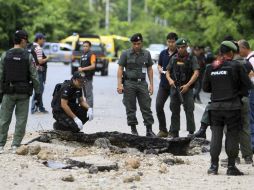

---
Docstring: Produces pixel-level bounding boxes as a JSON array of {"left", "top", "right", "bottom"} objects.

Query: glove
[
  {"left": 34, "top": 93, "right": 41, "bottom": 106},
  {"left": 74, "top": 117, "right": 83, "bottom": 130},
  {"left": 87, "top": 108, "right": 93, "bottom": 121}
]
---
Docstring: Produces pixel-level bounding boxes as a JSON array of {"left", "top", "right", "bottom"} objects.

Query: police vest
[
  {"left": 210, "top": 61, "right": 236, "bottom": 101},
  {"left": 80, "top": 51, "right": 95, "bottom": 80},
  {"left": 125, "top": 49, "right": 150, "bottom": 79},
  {"left": 170, "top": 54, "right": 194, "bottom": 86},
  {"left": 4, "top": 49, "right": 30, "bottom": 83}
]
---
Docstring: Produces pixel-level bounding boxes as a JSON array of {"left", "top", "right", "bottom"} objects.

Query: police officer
[
  {"left": 166, "top": 38, "right": 199, "bottom": 138},
  {"left": 0, "top": 30, "right": 40, "bottom": 154},
  {"left": 117, "top": 33, "right": 155, "bottom": 137},
  {"left": 203, "top": 41, "right": 252, "bottom": 175},
  {"left": 194, "top": 43, "right": 253, "bottom": 164},
  {"left": 156, "top": 32, "right": 178, "bottom": 137},
  {"left": 78, "top": 40, "right": 96, "bottom": 110},
  {"left": 52, "top": 71, "right": 93, "bottom": 133}
]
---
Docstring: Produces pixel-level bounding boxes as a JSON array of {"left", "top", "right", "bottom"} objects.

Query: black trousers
[
  {"left": 156, "top": 85, "right": 171, "bottom": 132},
  {"left": 210, "top": 110, "right": 241, "bottom": 166},
  {"left": 53, "top": 104, "right": 89, "bottom": 133}
]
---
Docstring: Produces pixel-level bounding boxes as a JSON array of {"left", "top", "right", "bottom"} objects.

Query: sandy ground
[
  {"left": 0, "top": 132, "right": 254, "bottom": 190},
  {"left": 0, "top": 63, "right": 253, "bottom": 189}
]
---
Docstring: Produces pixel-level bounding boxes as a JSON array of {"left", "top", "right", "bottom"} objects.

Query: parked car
[
  {"left": 43, "top": 42, "right": 72, "bottom": 65},
  {"left": 146, "top": 44, "right": 166, "bottom": 63}
]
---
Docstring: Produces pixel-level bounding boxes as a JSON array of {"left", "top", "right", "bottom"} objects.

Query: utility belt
[
  {"left": 3, "top": 82, "right": 33, "bottom": 96},
  {"left": 125, "top": 77, "right": 146, "bottom": 82}
]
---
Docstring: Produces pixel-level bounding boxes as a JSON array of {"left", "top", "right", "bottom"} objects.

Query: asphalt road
[{"left": 7, "top": 62, "right": 212, "bottom": 139}]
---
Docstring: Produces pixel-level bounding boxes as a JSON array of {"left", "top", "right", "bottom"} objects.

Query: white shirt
[{"left": 247, "top": 51, "right": 254, "bottom": 82}]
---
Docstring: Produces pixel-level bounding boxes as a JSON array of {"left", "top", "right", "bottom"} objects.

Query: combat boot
[
  {"left": 146, "top": 125, "right": 156, "bottom": 137},
  {"left": 207, "top": 164, "right": 218, "bottom": 175},
  {"left": 244, "top": 156, "right": 253, "bottom": 164},
  {"left": 193, "top": 125, "right": 207, "bottom": 139},
  {"left": 157, "top": 130, "right": 168, "bottom": 138},
  {"left": 167, "top": 131, "right": 179, "bottom": 138},
  {"left": 131, "top": 125, "right": 139, "bottom": 136},
  {"left": 226, "top": 166, "right": 244, "bottom": 176}
]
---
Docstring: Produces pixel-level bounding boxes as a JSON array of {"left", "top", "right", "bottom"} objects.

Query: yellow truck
[
  {"left": 100, "top": 35, "right": 129, "bottom": 61},
  {"left": 60, "top": 34, "right": 109, "bottom": 76}
]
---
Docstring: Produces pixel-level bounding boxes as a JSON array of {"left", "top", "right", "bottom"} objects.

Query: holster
[{"left": 3, "top": 82, "right": 33, "bottom": 96}]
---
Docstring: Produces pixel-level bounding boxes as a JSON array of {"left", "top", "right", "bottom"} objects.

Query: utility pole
[
  {"left": 144, "top": 0, "right": 148, "bottom": 13},
  {"left": 128, "top": 0, "right": 131, "bottom": 23},
  {"left": 89, "top": 0, "right": 93, "bottom": 11},
  {"left": 105, "top": 0, "right": 109, "bottom": 32}
]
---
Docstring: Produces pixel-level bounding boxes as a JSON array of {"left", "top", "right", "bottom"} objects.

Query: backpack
[
  {"left": 26, "top": 43, "right": 39, "bottom": 65},
  {"left": 51, "top": 80, "right": 70, "bottom": 110}
]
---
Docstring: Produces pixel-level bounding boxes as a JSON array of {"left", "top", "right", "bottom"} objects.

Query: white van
[{"left": 43, "top": 42, "right": 72, "bottom": 65}]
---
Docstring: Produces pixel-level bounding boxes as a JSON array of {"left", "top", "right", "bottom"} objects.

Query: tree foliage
[{"left": 0, "top": 0, "right": 253, "bottom": 51}]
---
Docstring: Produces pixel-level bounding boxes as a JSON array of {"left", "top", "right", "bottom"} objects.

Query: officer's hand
[
  {"left": 158, "top": 67, "right": 163, "bottom": 74},
  {"left": 74, "top": 117, "right": 83, "bottom": 130},
  {"left": 87, "top": 108, "right": 93, "bottom": 121},
  {"left": 180, "top": 84, "right": 189, "bottom": 94},
  {"left": 149, "top": 85, "right": 153, "bottom": 95},
  {"left": 78, "top": 67, "right": 83, "bottom": 72},
  {"left": 117, "top": 84, "right": 124, "bottom": 94},
  {"left": 168, "top": 79, "right": 176, "bottom": 88},
  {"left": 34, "top": 93, "right": 41, "bottom": 106}
]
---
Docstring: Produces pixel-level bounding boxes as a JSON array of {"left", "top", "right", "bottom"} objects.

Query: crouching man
[{"left": 52, "top": 71, "right": 93, "bottom": 132}]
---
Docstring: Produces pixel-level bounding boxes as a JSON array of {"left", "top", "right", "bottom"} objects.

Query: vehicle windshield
[{"left": 79, "top": 44, "right": 105, "bottom": 54}]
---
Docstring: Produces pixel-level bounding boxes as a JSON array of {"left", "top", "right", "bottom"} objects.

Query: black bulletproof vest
[
  {"left": 80, "top": 51, "right": 94, "bottom": 79},
  {"left": 4, "top": 49, "right": 29, "bottom": 83},
  {"left": 210, "top": 61, "right": 235, "bottom": 101},
  {"left": 51, "top": 80, "right": 70, "bottom": 112},
  {"left": 170, "top": 54, "right": 193, "bottom": 85}
]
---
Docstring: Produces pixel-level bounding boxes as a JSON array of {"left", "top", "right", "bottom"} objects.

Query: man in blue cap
[
  {"left": 166, "top": 38, "right": 199, "bottom": 138},
  {"left": 117, "top": 33, "right": 155, "bottom": 137},
  {"left": 31, "top": 32, "right": 49, "bottom": 114}
]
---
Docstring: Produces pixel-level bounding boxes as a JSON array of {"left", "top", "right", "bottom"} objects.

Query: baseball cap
[
  {"left": 15, "top": 30, "right": 29, "bottom": 42},
  {"left": 72, "top": 71, "right": 86, "bottom": 81},
  {"left": 35, "top": 33, "right": 46, "bottom": 40}
]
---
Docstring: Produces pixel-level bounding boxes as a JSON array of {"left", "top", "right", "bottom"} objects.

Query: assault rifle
[{"left": 172, "top": 63, "right": 184, "bottom": 104}]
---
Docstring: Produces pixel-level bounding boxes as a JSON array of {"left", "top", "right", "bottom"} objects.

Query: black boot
[
  {"left": 227, "top": 166, "right": 244, "bottom": 176},
  {"left": 146, "top": 125, "right": 156, "bottom": 137},
  {"left": 207, "top": 164, "right": 218, "bottom": 175},
  {"left": 131, "top": 125, "right": 139, "bottom": 136},
  {"left": 168, "top": 131, "right": 179, "bottom": 138},
  {"left": 193, "top": 124, "right": 208, "bottom": 139}
]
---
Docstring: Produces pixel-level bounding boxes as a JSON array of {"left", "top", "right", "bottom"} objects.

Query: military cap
[
  {"left": 15, "top": 30, "right": 29, "bottom": 42},
  {"left": 73, "top": 71, "right": 86, "bottom": 81},
  {"left": 130, "top": 33, "right": 143, "bottom": 42},
  {"left": 221, "top": 41, "right": 237, "bottom": 52},
  {"left": 175, "top": 38, "right": 187, "bottom": 46}
]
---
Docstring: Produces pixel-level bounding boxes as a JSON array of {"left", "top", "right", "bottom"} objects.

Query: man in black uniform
[
  {"left": 78, "top": 40, "right": 96, "bottom": 109},
  {"left": 52, "top": 71, "right": 93, "bottom": 133},
  {"left": 203, "top": 41, "right": 252, "bottom": 175}
]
